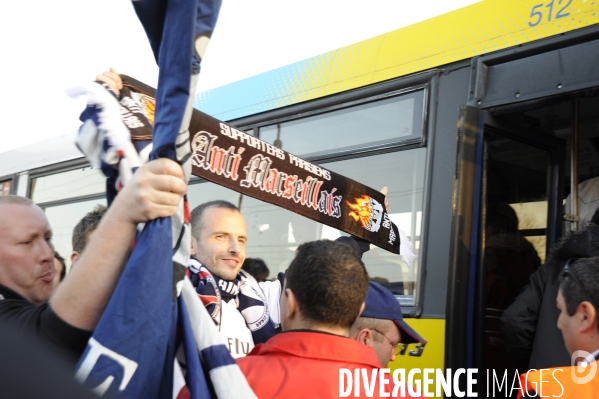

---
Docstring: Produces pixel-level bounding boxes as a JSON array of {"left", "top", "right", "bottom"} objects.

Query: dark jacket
[
  {"left": 0, "top": 284, "right": 92, "bottom": 365},
  {"left": 500, "top": 224, "right": 599, "bottom": 370}
]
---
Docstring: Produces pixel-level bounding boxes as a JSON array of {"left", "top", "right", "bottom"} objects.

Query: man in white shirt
[
  {"left": 188, "top": 189, "right": 390, "bottom": 358},
  {"left": 188, "top": 200, "right": 282, "bottom": 358}
]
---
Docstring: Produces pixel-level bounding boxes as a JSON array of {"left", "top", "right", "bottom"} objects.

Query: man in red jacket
[{"left": 237, "top": 240, "right": 419, "bottom": 398}]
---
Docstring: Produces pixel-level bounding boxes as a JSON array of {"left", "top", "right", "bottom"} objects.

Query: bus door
[
  {"left": 450, "top": 105, "right": 566, "bottom": 381},
  {"left": 452, "top": 93, "right": 599, "bottom": 394},
  {"left": 447, "top": 29, "right": 599, "bottom": 393},
  {"left": 475, "top": 113, "right": 565, "bottom": 382}
]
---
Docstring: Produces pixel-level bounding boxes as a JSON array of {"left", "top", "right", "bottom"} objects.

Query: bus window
[
  {"left": 259, "top": 89, "right": 424, "bottom": 158},
  {"left": 0, "top": 180, "right": 11, "bottom": 196},
  {"left": 42, "top": 198, "right": 108, "bottom": 272},
  {"left": 187, "top": 180, "right": 241, "bottom": 208},
  {"left": 187, "top": 147, "right": 426, "bottom": 307},
  {"left": 509, "top": 201, "right": 548, "bottom": 264},
  {"left": 30, "top": 167, "right": 105, "bottom": 204}
]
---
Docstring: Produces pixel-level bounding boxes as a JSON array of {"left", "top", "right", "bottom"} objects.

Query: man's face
[
  {"left": 557, "top": 289, "right": 577, "bottom": 356},
  {"left": 191, "top": 207, "right": 247, "bottom": 280},
  {"left": 371, "top": 321, "right": 401, "bottom": 366},
  {"left": 0, "top": 204, "right": 55, "bottom": 304}
]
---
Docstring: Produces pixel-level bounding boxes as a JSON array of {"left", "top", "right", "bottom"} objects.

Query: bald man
[{"left": 0, "top": 159, "right": 186, "bottom": 362}]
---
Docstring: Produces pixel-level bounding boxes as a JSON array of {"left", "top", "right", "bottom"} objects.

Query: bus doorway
[
  {"left": 476, "top": 114, "right": 565, "bottom": 388},
  {"left": 474, "top": 93, "right": 599, "bottom": 393}
]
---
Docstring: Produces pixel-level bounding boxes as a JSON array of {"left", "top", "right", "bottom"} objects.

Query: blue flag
[{"left": 69, "top": 0, "right": 255, "bottom": 398}]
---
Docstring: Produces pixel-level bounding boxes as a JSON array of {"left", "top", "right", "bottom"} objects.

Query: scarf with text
[
  {"left": 115, "top": 75, "right": 402, "bottom": 255},
  {"left": 188, "top": 258, "right": 275, "bottom": 344}
]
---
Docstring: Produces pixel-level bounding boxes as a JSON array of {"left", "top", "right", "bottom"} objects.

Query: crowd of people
[
  {"left": 6, "top": 168, "right": 599, "bottom": 398},
  {"left": 0, "top": 70, "right": 427, "bottom": 398},
  {"left": 0, "top": 166, "right": 427, "bottom": 398},
  {"left": 5, "top": 185, "right": 599, "bottom": 398},
  {"left": 3, "top": 163, "right": 599, "bottom": 398},
  {"left": 2, "top": 70, "right": 599, "bottom": 399}
]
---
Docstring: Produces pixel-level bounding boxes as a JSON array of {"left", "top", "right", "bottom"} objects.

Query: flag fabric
[
  {"left": 179, "top": 278, "right": 258, "bottom": 397},
  {"left": 68, "top": 0, "right": 255, "bottom": 398}
]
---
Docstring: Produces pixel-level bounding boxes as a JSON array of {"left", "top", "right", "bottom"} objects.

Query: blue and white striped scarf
[{"left": 188, "top": 258, "right": 276, "bottom": 345}]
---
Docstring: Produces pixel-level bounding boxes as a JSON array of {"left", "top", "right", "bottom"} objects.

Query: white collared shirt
[{"left": 219, "top": 298, "right": 255, "bottom": 358}]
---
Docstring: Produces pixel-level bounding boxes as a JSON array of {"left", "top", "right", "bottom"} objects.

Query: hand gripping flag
[{"left": 68, "top": 0, "right": 256, "bottom": 398}]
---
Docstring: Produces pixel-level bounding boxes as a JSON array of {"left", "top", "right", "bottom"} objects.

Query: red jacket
[{"left": 237, "top": 330, "right": 419, "bottom": 398}]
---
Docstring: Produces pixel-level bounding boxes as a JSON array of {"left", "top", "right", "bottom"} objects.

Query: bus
[{"left": 2, "top": 0, "right": 599, "bottom": 393}]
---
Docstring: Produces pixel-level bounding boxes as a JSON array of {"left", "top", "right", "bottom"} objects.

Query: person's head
[
  {"left": 0, "top": 195, "right": 54, "bottom": 304},
  {"left": 486, "top": 203, "right": 519, "bottom": 238},
  {"left": 350, "top": 281, "right": 427, "bottom": 366},
  {"left": 557, "top": 258, "right": 599, "bottom": 357},
  {"left": 242, "top": 258, "right": 269, "bottom": 282},
  {"left": 190, "top": 200, "right": 247, "bottom": 280},
  {"left": 280, "top": 240, "right": 369, "bottom": 335},
  {"left": 71, "top": 205, "right": 106, "bottom": 266},
  {"left": 52, "top": 251, "right": 66, "bottom": 290}
]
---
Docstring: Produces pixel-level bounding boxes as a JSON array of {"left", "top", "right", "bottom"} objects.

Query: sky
[{"left": 0, "top": 0, "right": 480, "bottom": 155}]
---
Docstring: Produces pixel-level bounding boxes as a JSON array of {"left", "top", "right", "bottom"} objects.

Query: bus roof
[
  {"left": 0, "top": 131, "right": 82, "bottom": 178},
  {"left": 3, "top": 0, "right": 598, "bottom": 177},
  {"left": 195, "top": 0, "right": 599, "bottom": 121}
]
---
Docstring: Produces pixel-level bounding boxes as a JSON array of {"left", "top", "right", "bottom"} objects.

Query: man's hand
[
  {"left": 112, "top": 159, "right": 187, "bottom": 225},
  {"left": 96, "top": 67, "right": 123, "bottom": 95},
  {"left": 380, "top": 186, "right": 390, "bottom": 213},
  {"left": 50, "top": 159, "right": 186, "bottom": 331},
  {"left": 50, "top": 158, "right": 187, "bottom": 331}
]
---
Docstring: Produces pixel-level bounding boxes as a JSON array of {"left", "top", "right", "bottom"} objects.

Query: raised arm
[{"left": 50, "top": 159, "right": 186, "bottom": 330}]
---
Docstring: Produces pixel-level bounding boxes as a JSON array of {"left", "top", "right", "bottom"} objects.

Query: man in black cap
[{"left": 350, "top": 281, "right": 427, "bottom": 366}]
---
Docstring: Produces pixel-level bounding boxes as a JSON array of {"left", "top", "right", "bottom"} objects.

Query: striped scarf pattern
[{"left": 188, "top": 258, "right": 276, "bottom": 345}]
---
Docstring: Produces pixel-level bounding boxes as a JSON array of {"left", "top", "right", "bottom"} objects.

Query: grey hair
[{"left": 349, "top": 317, "right": 395, "bottom": 342}]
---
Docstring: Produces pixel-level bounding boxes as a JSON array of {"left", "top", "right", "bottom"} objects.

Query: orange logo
[
  {"left": 138, "top": 95, "right": 155, "bottom": 126},
  {"left": 346, "top": 195, "right": 372, "bottom": 229}
]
